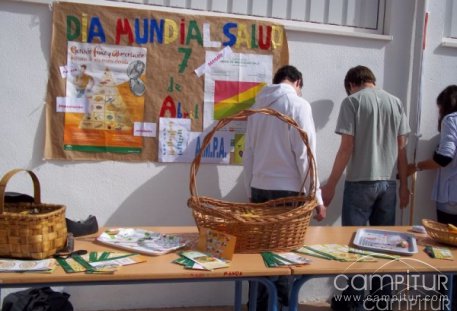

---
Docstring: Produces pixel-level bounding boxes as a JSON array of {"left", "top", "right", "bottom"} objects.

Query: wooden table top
[
  {"left": 0, "top": 226, "right": 290, "bottom": 285},
  {"left": 0, "top": 225, "right": 454, "bottom": 285},
  {"left": 292, "top": 226, "right": 457, "bottom": 275}
]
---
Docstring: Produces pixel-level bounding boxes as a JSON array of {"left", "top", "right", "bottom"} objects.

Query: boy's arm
[{"left": 321, "top": 134, "right": 353, "bottom": 206}]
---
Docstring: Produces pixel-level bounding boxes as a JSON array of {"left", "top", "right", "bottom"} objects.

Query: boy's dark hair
[
  {"left": 437, "top": 84, "right": 457, "bottom": 131},
  {"left": 273, "top": 65, "right": 303, "bottom": 88},
  {"left": 344, "top": 65, "right": 376, "bottom": 95}
]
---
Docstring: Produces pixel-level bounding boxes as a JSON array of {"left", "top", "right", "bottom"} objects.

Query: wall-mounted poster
[
  {"left": 44, "top": 1, "right": 288, "bottom": 162},
  {"left": 203, "top": 51, "right": 273, "bottom": 129},
  {"left": 63, "top": 42, "right": 147, "bottom": 153}
]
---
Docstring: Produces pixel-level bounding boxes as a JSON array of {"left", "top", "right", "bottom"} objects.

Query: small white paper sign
[
  {"left": 56, "top": 97, "right": 88, "bottom": 113},
  {"left": 134, "top": 122, "right": 156, "bottom": 137},
  {"left": 59, "top": 64, "right": 78, "bottom": 79},
  {"left": 158, "top": 118, "right": 191, "bottom": 162},
  {"left": 194, "top": 46, "right": 232, "bottom": 77}
]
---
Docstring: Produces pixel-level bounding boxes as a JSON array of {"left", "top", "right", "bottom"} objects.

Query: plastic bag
[{"left": 2, "top": 287, "right": 73, "bottom": 311}]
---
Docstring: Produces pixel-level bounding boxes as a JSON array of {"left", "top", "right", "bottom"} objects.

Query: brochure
[
  {"left": 179, "top": 250, "right": 230, "bottom": 270},
  {"left": 425, "top": 246, "right": 454, "bottom": 260},
  {"left": 348, "top": 247, "right": 400, "bottom": 260},
  {"left": 173, "top": 256, "right": 206, "bottom": 270},
  {"left": 297, "top": 244, "right": 377, "bottom": 262},
  {"left": 89, "top": 253, "right": 146, "bottom": 268},
  {"left": 295, "top": 246, "right": 335, "bottom": 260},
  {"left": 261, "top": 252, "right": 311, "bottom": 267},
  {"left": 57, "top": 251, "right": 145, "bottom": 274},
  {"left": 0, "top": 258, "right": 56, "bottom": 273},
  {"left": 197, "top": 227, "right": 236, "bottom": 260},
  {"left": 97, "top": 228, "right": 187, "bottom": 255}
]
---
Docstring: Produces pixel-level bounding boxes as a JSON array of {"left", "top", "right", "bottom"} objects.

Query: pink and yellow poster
[
  {"left": 213, "top": 81, "right": 266, "bottom": 120},
  {"left": 203, "top": 52, "right": 273, "bottom": 129}
]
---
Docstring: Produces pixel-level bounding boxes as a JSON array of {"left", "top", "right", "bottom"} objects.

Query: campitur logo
[{"left": 332, "top": 257, "right": 451, "bottom": 310}]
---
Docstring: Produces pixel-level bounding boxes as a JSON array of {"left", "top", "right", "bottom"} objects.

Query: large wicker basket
[
  {"left": 187, "top": 108, "right": 318, "bottom": 253},
  {"left": 0, "top": 169, "right": 67, "bottom": 259},
  {"left": 422, "top": 219, "right": 457, "bottom": 246}
]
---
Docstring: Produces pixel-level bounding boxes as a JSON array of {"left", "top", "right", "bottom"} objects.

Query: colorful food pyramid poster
[{"left": 63, "top": 42, "right": 146, "bottom": 153}]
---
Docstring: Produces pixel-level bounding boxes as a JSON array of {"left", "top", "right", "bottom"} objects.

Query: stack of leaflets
[
  {"left": 261, "top": 252, "right": 311, "bottom": 268},
  {"left": 56, "top": 251, "right": 146, "bottom": 274},
  {"left": 295, "top": 244, "right": 399, "bottom": 262},
  {"left": 173, "top": 250, "right": 230, "bottom": 270},
  {"left": 0, "top": 258, "right": 56, "bottom": 273},
  {"left": 424, "top": 246, "right": 454, "bottom": 260},
  {"left": 96, "top": 228, "right": 187, "bottom": 255}
]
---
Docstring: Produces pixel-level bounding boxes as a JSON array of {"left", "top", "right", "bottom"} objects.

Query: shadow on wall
[
  {"left": 311, "top": 99, "right": 334, "bottom": 131},
  {"left": 309, "top": 99, "right": 344, "bottom": 226},
  {"left": 29, "top": 105, "right": 47, "bottom": 170},
  {"left": 105, "top": 163, "right": 246, "bottom": 227}
]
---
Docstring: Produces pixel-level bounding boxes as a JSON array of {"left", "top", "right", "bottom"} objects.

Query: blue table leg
[
  {"left": 255, "top": 277, "right": 278, "bottom": 311},
  {"left": 248, "top": 280, "right": 258, "bottom": 311},
  {"left": 235, "top": 280, "right": 242, "bottom": 311},
  {"left": 237, "top": 278, "right": 278, "bottom": 311},
  {"left": 288, "top": 275, "right": 312, "bottom": 311}
]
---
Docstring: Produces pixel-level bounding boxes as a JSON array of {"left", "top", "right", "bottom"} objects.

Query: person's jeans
[
  {"left": 342, "top": 180, "right": 397, "bottom": 226},
  {"left": 336, "top": 180, "right": 396, "bottom": 311},
  {"left": 251, "top": 187, "right": 299, "bottom": 203},
  {"left": 249, "top": 187, "right": 298, "bottom": 311}
]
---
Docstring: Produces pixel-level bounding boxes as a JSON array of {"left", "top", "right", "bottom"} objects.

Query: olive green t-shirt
[{"left": 335, "top": 88, "right": 410, "bottom": 181}]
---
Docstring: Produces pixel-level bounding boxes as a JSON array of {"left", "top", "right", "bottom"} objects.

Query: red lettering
[
  {"left": 258, "top": 25, "right": 271, "bottom": 50},
  {"left": 116, "top": 18, "right": 134, "bottom": 44},
  {"left": 223, "top": 271, "right": 242, "bottom": 276},
  {"left": 159, "top": 96, "right": 177, "bottom": 117}
]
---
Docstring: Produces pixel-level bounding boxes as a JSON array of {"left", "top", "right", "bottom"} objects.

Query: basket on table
[
  {"left": 422, "top": 219, "right": 457, "bottom": 246},
  {"left": 187, "top": 108, "right": 318, "bottom": 253},
  {"left": 0, "top": 169, "right": 67, "bottom": 259}
]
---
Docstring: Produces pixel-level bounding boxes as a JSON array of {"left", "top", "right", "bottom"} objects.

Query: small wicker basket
[
  {"left": 187, "top": 108, "right": 317, "bottom": 253},
  {"left": 422, "top": 219, "right": 457, "bottom": 246},
  {"left": 0, "top": 169, "right": 67, "bottom": 259}
]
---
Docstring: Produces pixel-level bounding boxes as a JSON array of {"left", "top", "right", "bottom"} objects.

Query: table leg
[
  {"left": 236, "top": 278, "right": 278, "bottom": 311},
  {"left": 248, "top": 280, "right": 258, "bottom": 311},
  {"left": 288, "top": 275, "right": 312, "bottom": 311},
  {"left": 235, "top": 280, "right": 242, "bottom": 311},
  {"left": 253, "top": 277, "right": 279, "bottom": 311}
]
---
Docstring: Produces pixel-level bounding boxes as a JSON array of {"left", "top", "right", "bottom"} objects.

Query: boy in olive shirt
[{"left": 322, "top": 65, "right": 410, "bottom": 311}]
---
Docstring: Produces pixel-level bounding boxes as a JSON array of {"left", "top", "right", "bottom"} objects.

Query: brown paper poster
[{"left": 44, "top": 2, "right": 289, "bottom": 161}]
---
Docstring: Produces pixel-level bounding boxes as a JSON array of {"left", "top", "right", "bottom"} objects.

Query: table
[
  {"left": 288, "top": 226, "right": 457, "bottom": 311},
  {"left": 0, "top": 227, "right": 290, "bottom": 311}
]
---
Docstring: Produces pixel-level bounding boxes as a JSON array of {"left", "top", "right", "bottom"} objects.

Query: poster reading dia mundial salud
[{"left": 44, "top": 1, "right": 288, "bottom": 161}]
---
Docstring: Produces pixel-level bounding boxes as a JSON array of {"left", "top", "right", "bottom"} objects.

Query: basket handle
[
  {"left": 0, "top": 169, "right": 41, "bottom": 214},
  {"left": 189, "top": 108, "right": 317, "bottom": 200}
]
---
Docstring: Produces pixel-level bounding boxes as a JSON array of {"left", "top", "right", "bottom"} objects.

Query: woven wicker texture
[
  {"left": 422, "top": 219, "right": 457, "bottom": 246},
  {"left": 188, "top": 108, "right": 317, "bottom": 253},
  {"left": 0, "top": 169, "right": 67, "bottom": 259}
]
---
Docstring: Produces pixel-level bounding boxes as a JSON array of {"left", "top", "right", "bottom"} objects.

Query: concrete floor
[
  {"left": 96, "top": 300, "right": 430, "bottom": 310},
  {"left": 96, "top": 303, "right": 330, "bottom": 311}
]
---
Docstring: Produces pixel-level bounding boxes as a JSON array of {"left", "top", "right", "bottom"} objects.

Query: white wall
[{"left": 1, "top": 0, "right": 456, "bottom": 309}]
